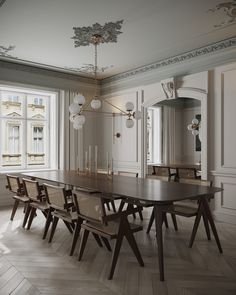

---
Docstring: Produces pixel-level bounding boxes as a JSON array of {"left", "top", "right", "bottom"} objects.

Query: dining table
[{"left": 22, "top": 170, "right": 222, "bottom": 281}]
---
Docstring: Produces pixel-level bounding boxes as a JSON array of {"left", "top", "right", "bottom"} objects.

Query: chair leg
[
  {"left": 27, "top": 207, "right": 37, "bottom": 230},
  {"left": 146, "top": 208, "right": 154, "bottom": 234},
  {"left": 92, "top": 233, "right": 103, "bottom": 247},
  {"left": 42, "top": 208, "right": 53, "bottom": 240},
  {"left": 63, "top": 220, "right": 73, "bottom": 234},
  {"left": 138, "top": 206, "right": 144, "bottom": 220},
  {"left": 189, "top": 201, "right": 204, "bottom": 248},
  {"left": 22, "top": 203, "right": 31, "bottom": 228},
  {"left": 10, "top": 199, "right": 20, "bottom": 221},
  {"left": 171, "top": 213, "right": 178, "bottom": 231},
  {"left": 49, "top": 216, "right": 59, "bottom": 243},
  {"left": 108, "top": 227, "right": 124, "bottom": 280},
  {"left": 70, "top": 218, "right": 83, "bottom": 256},
  {"left": 124, "top": 221, "right": 144, "bottom": 267},
  {"left": 101, "top": 237, "right": 112, "bottom": 251},
  {"left": 163, "top": 212, "right": 169, "bottom": 228},
  {"left": 78, "top": 229, "right": 89, "bottom": 261},
  {"left": 202, "top": 210, "right": 211, "bottom": 240}
]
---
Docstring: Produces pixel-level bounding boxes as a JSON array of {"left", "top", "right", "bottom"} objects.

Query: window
[
  {"left": 0, "top": 85, "right": 58, "bottom": 170},
  {"left": 8, "top": 125, "right": 20, "bottom": 154},
  {"left": 33, "top": 126, "right": 44, "bottom": 153}
]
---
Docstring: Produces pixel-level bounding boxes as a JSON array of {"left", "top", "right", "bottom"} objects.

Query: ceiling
[{"left": 0, "top": 0, "right": 236, "bottom": 79}]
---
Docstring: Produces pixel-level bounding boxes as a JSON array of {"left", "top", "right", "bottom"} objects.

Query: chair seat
[
  {"left": 13, "top": 195, "right": 29, "bottom": 202},
  {"left": 30, "top": 201, "right": 49, "bottom": 211},
  {"left": 52, "top": 209, "right": 78, "bottom": 222},
  {"left": 82, "top": 220, "right": 143, "bottom": 238},
  {"left": 164, "top": 204, "right": 198, "bottom": 217}
]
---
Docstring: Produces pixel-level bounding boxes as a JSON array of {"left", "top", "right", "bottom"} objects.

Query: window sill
[{"left": 0, "top": 168, "right": 57, "bottom": 176}]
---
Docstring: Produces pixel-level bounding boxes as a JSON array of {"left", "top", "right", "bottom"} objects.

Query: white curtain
[{"left": 58, "top": 90, "right": 83, "bottom": 170}]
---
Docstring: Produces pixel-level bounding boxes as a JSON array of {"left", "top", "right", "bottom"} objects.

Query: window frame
[{"left": 0, "top": 84, "right": 58, "bottom": 172}]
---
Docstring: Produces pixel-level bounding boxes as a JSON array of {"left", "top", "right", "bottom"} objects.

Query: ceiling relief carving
[
  {"left": 208, "top": 0, "right": 236, "bottom": 27},
  {"left": 71, "top": 20, "right": 123, "bottom": 47},
  {"left": 0, "top": 45, "right": 16, "bottom": 58},
  {"left": 65, "top": 64, "right": 114, "bottom": 74},
  {"left": 0, "top": 0, "right": 7, "bottom": 8}
]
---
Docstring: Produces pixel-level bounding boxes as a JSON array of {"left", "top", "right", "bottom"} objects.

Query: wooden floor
[{"left": 0, "top": 206, "right": 236, "bottom": 295}]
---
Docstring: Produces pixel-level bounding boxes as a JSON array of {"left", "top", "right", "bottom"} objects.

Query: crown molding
[
  {"left": 102, "top": 36, "right": 236, "bottom": 85},
  {"left": 0, "top": 59, "right": 96, "bottom": 85}
]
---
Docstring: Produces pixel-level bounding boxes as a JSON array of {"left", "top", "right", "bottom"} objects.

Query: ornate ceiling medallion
[
  {"left": 71, "top": 20, "right": 123, "bottom": 47},
  {"left": 0, "top": 0, "right": 7, "bottom": 8},
  {"left": 66, "top": 64, "right": 114, "bottom": 74},
  {"left": 0, "top": 45, "right": 16, "bottom": 58},
  {"left": 208, "top": 0, "right": 236, "bottom": 27}
]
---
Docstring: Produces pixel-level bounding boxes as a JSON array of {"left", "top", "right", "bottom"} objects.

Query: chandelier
[
  {"left": 69, "top": 21, "right": 141, "bottom": 130},
  {"left": 187, "top": 118, "right": 201, "bottom": 139}
]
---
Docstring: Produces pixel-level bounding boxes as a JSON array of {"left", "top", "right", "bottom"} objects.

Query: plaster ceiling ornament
[
  {"left": 69, "top": 21, "right": 141, "bottom": 129},
  {"left": 0, "top": 0, "right": 7, "bottom": 8},
  {"left": 0, "top": 45, "right": 16, "bottom": 58},
  {"left": 72, "top": 20, "right": 123, "bottom": 47},
  {"left": 65, "top": 64, "right": 114, "bottom": 74},
  {"left": 208, "top": 0, "right": 236, "bottom": 27},
  {"left": 161, "top": 78, "right": 176, "bottom": 99}
]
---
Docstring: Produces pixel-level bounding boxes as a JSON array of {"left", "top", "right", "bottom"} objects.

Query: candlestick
[
  {"left": 95, "top": 145, "right": 98, "bottom": 173},
  {"left": 107, "top": 152, "right": 109, "bottom": 174},
  {"left": 89, "top": 145, "right": 92, "bottom": 172},
  {"left": 85, "top": 151, "right": 88, "bottom": 170}
]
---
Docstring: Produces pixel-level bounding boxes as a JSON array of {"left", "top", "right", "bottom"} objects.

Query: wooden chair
[
  {"left": 43, "top": 183, "right": 76, "bottom": 243},
  {"left": 176, "top": 168, "right": 198, "bottom": 181},
  {"left": 5, "top": 174, "right": 29, "bottom": 222},
  {"left": 116, "top": 171, "right": 143, "bottom": 220},
  {"left": 73, "top": 190, "right": 144, "bottom": 279},
  {"left": 22, "top": 178, "right": 49, "bottom": 230},
  {"left": 146, "top": 172, "right": 178, "bottom": 233},
  {"left": 162, "top": 179, "right": 213, "bottom": 246}
]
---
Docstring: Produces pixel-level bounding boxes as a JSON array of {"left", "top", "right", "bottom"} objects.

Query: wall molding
[
  {"left": 0, "top": 59, "right": 95, "bottom": 85},
  {"left": 102, "top": 36, "right": 236, "bottom": 84}
]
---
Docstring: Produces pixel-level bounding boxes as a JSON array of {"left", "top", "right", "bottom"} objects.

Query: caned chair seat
[
  {"left": 83, "top": 220, "right": 143, "bottom": 237},
  {"left": 13, "top": 195, "right": 29, "bottom": 202},
  {"left": 164, "top": 204, "right": 198, "bottom": 217},
  {"left": 30, "top": 201, "right": 49, "bottom": 211}
]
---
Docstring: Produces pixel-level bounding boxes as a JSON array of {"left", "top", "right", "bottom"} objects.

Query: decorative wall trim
[
  {"left": 102, "top": 36, "right": 236, "bottom": 84},
  {"left": 0, "top": 60, "right": 95, "bottom": 85},
  {"left": 0, "top": 0, "right": 7, "bottom": 8}
]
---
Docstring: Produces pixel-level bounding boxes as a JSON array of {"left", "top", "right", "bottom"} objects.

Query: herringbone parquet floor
[{"left": 0, "top": 206, "right": 236, "bottom": 295}]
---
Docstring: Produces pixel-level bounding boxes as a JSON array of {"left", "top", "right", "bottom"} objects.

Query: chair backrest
[
  {"left": 177, "top": 168, "right": 197, "bottom": 179},
  {"left": 73, "top": 189, "right": 105, "bottom": 223},
  {"left": 44, "top": 183, "right": 68, "bottom": 210},
  {"left": 153, "top": 166, "right": 170, "bottom": 177},
  {"left": 6, "top": 174, "right": 22, "bottom": 195},
  {"left": 22, "top": 178, "right": 41, "bottom": 201},
  {"left": 146, "top": 174, "right": 170, "bottom": 182},
  {"left": 117, "top": 171, "right": 138, "bottom": 178},
  {"left": 179, "top": 178, "right": 212, "bottom": 187}
]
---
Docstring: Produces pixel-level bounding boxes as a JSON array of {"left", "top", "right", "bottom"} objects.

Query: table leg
[{"left": 154, "top": 204, "right": 166, "bottom": 281}]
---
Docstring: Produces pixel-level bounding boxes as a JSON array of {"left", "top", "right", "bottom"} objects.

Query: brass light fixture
[{"left": 69, "top": 21, "right": 142, "bottom": 129}]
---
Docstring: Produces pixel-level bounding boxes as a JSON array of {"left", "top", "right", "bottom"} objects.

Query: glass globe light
[
  {"left": 74, "top": 93, "right": 85, "bottom": 105},
  {"left": 133, "top": 110, "right": 142, "bottom": 120},
  {"left": 73, "top": 114, "right": 85, "bottom": 126},
  {"left": 192, "top": 129, "right": 199, "bottom": 135},
  {"left": 192, "top": 118, "right": 199, "bottom": 125},
  {"left": 69, "top": 114, "right": 75, "bottom": 122},
  {"left": 126, "top": 118, "right": 134, "bottom": 128},
  {"left": 91, "top": 98, "right": 102, "bottom": 109},
  {"left": 73, "top": 122, "right": 83, "bottom": 130},
  {"left": 187, "top": 124, "right": 193, "bottom": 130},
  {"left": 69, "top": 102, "right": 80, "bottom": 114},
  {"left": 125, "top": 102, "right": 134, "bottom": 111}
]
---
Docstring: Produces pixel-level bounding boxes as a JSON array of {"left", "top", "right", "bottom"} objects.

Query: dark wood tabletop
[
  {"left": 151, "top": 163, "right": 201, "bottom": 170},
  {"left": 22, "top": 170, "right": 221, "bottom": 204}
]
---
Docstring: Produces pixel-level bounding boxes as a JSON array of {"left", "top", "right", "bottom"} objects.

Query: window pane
[
  {"left": 0, "top": 90, "right": 24, "bottom": 117},
  {"left": 27, "top": 94, "right": 48, "bottom": 119}
]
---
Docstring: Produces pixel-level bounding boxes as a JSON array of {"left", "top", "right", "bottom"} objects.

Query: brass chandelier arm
[
  {"left": 104, "top": 99, "right": 128, "bottom": 115},
  {"left": 83, "top": 109, "right": 122, "bottom": 116}
]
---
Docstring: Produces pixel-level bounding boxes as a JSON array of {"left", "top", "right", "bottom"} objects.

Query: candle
[
  {"left": 89, "top": 145, "right": 92, "bottom": 172},
  {"left": 85, "top": 151, "right": 88, "bottom": 170},
  {"left": 111, "top": 158, "right": 113, "bottom": 174},
  {"left": 95, "top": 145, "right": 98, "bottom": 173},
  {"left": 107, "top": 152, "right": 109, "bottom": 174}
]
